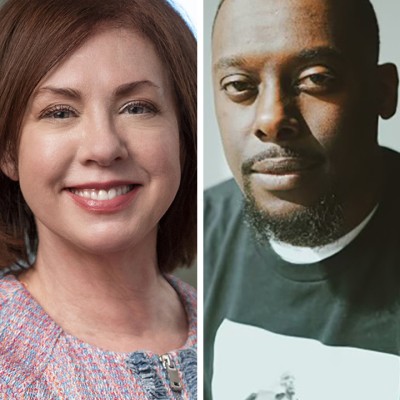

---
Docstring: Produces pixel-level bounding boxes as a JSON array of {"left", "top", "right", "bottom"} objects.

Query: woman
[{"left": 0, "top": 0, "right": 197, "bottom": 398}]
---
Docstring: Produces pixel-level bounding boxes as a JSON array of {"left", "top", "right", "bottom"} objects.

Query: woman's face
[{"left": 12, "top": 27, "right": 181, "bottom": 255}]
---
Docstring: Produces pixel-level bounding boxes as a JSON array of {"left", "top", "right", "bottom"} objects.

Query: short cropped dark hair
[
  {"left": 213, "top": 0, "right": 380, "bottom": 63},
  {"left": 0, "top": 0, "right": 197, "bottom": 273}
]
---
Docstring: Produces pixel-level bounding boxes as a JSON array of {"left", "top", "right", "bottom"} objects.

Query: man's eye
[
  {"left": 121, "top": 101, "right": 158, "bottom": 115},
  {"left": 295, "top": 69, "right": 337, "bottom": 94},
  {"left": 220, "top": 75, "right": 258, "bottom": 102},
  {"left": 302, "top": 73, "right": 335, "bottom": 86},
  {"left": 223, "top": 81, "right": 255, "bottom": 93},
  {"left": 41, "top": 105, "right": 77, "bottom": 119}
]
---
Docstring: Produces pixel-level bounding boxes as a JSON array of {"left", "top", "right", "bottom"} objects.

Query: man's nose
[
  {"left": 252, "top": 83, "right": 299, "bottom": 142},
  {"left": 77, "top": 116, "right": 128, "bottom": 167}
]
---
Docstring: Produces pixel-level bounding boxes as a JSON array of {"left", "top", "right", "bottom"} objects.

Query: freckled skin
[{"left": 213, "top": 0, "right": 397, "bottom": 234}]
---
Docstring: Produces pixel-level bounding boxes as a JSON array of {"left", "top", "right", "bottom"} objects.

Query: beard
[{"left": 243, "top": 181, "right": 344, "bottom": 247}]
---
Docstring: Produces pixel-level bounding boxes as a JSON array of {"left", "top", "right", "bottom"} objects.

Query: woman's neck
[{"left": 19, "top": 240, "right": 188, "bottom": 354}]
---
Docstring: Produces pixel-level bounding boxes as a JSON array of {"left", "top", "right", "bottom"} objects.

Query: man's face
[{"left": 213, "top": 0, "right": 384, "bottom": 244}]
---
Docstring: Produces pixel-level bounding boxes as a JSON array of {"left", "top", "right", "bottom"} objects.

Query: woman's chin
[{"left": 78, "top": 232, "right": 155, "bottom": 257}]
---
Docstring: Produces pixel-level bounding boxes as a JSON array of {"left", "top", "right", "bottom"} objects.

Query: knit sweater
[{"left": 0, "top": 274, "right": 197, "bottom": 399}]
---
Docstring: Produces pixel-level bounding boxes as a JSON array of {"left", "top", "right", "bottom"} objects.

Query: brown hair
[{"left": 0, "top": 0, "right": 197, "bottom": 272}]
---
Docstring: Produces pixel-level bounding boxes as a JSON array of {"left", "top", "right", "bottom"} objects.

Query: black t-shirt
[{"left": 204, "top": 148, "right": 400, "bottom": 400}]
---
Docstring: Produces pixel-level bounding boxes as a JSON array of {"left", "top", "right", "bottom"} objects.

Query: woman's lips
[
  {"left": 65, "top": 183, "right": 140, "bottom": 213},
  {"left": 68, "top": 184, "right": 134, "bottom": 201}
]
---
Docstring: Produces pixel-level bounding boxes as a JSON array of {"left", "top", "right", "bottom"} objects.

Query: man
[{"left": 204, "top": 0, "right": 400, "bottom": 399}]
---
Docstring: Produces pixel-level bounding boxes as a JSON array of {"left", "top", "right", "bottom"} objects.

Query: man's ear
[
  {"left": 377, "top": 63, "right": 399, "bottom": 120},
  {"left": 1, "top": 157, "right": 19, "bottom": 181}
]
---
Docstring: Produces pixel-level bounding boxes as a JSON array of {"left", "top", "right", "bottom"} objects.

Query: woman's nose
[{"left": 77, "top": 115, "right": 128, "bottom": 167}]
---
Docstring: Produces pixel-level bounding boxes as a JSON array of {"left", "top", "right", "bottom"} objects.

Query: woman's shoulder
[
  {"left": 165, "top": 274, "right": 197, "bottom": 351},
  {"left": 0, "top": 271, "right": 60, "bottom": 337},
  {"left": 0, "top": 273, "right": 61, "bottom": 392},
  {"left": 0, "top": 273, "right": 22, "bottom": 311},
  {"left": 166, "top": 274, "right": 196, "bottom": 313},
  {"left": 0, "top": 274, "right": 31, "bottom": 388}
]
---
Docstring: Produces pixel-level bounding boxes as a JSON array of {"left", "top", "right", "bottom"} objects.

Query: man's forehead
[
  {"left": 215, "top": 0, "right": 344, "bottom": 21},
  {"left": 213, "top": 0, "right": 341, "bottom": 62},
  {"left": 214, "top": 0, "right": 350, "bottom": 40}
]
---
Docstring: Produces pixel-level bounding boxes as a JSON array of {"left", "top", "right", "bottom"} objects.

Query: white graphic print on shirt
[{"left": 213, "top": 319, "right": 400, "bottom": 400}]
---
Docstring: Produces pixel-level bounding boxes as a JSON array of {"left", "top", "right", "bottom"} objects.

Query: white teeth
[
  {"left": 108, "top": 188, "right": 117, "bottom": 199},
  {"left": 70, "top": 185, "right": 133, "bottom": 200},
  {"left": 98, "top": 190, "right": 108, "bottom": 200}
]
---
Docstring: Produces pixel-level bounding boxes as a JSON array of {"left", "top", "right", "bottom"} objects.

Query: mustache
[{"left": 241, "top": 147, "right": 323, "bottom": 175}]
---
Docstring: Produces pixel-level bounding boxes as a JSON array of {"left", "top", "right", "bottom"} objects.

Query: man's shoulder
[
  {"left": 204, "top": 179, "right": 243, "bottom": 219},
  {"left": 204, "top": 179, "right": 258, "bottom": 280},
  {"left": 204, "top": 179, "right": 245, "bottom": 237},
  {"left": 205, "top": 178, "right": 242, "bottom": 202},
  {"left": 382, "top": 146, "right": 400, "bottom": 165},
  {"left": 380, "top": 147, "right": 400, "bottom": 204}
]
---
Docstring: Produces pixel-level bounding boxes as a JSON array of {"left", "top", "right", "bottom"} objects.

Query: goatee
[{"left": 243, "top": 185, "right": 344, "bottom": 247}]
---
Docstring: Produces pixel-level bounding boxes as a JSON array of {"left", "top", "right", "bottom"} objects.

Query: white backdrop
[
  {"left": 170, "top": 0, "right": 198, "bottom": 34},
  {"left": 169, "top": 0, "right": 198, "bottom": 287}
]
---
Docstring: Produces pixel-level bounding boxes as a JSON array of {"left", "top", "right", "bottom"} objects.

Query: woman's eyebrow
[
  {"left": 32, "top": 80, "right": 161, "bottom": 102},
  {"left": 33, "top": 86, "right": 81, "bottom": 100},
  {"left": 114, "top": 80, "right": 161, "bottom": 98}
]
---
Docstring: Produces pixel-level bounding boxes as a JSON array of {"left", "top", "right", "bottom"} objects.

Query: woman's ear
[
  {"left": 377, "top": 63, "right": 399, "bottom": 120},
  {"left": 1, "top": 157, "right": 19, "bottom": 181}
]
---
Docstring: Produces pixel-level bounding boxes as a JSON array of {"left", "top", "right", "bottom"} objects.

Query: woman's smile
[
  {"left": 68, "top": 183, "right": 136, "bottom": 200},
  {"left": 66, "top": 182, "right": 141, "bottom": 213}
]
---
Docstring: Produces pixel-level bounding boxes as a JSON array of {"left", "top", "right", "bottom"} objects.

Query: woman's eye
[
  {"left": 220, "top": 75, "right": 258, "bottom": 102},
  {"left": 41, "top": 105, "right": 77, "bottom": 119},
  {"left": 121, "top": 101, "right": 158, "bottom": 115}
]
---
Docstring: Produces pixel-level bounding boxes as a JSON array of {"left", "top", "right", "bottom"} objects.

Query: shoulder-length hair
[{"left": 0, "top": 0, "right": 197, "bottom": 273}]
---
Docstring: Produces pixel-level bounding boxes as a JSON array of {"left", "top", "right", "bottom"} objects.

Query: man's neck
[{"left": 270, "top": 203, "right": 378, "bottom": 264}]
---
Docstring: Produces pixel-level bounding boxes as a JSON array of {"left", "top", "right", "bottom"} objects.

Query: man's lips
[
  {"left": 250, "top": 157, "right": 322, "bottom": 175},
  {"left": 241, "top": 147, "right": 325, "bottom": 177},
  {"left": 241, "top": 149, "right": 325, "bottom": 191}
]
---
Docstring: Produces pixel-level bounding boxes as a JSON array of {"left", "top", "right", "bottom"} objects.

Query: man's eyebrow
[
  {"left": 213, "top": 55, "right": 248, "bottom": 71},
  {"left": 214, "top": 47, "right": 344, "bottom": 71},
  {"left": 296, "top": 46, "right": 344, "bottom": 62}
]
